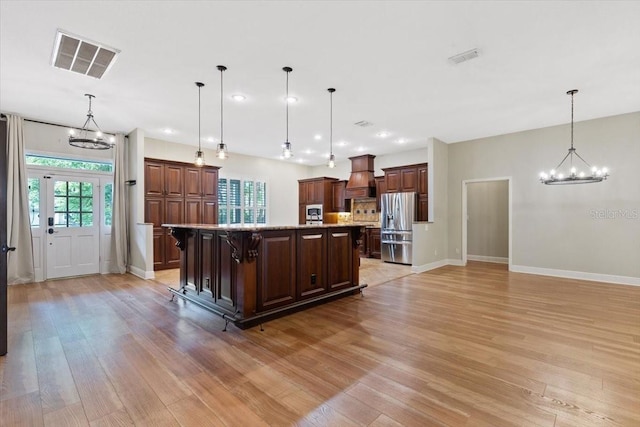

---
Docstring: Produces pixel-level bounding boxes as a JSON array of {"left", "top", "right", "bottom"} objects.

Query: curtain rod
[{"left": 0, "top": 113, "right": 126, "bottom": 137}]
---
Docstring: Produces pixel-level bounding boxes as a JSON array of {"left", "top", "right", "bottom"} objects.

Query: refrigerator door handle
[{"left": 381, "top": 240, "right": 412, "bottom": 245}]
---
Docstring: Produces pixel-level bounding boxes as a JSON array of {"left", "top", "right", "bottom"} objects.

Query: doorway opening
[{"left": 462, "top": 177, "right": 512, "bottom": 270}]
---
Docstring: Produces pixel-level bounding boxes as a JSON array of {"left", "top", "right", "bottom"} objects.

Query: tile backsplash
[{"left": 352, "top": 198, "right": 379, "bottom": 223}]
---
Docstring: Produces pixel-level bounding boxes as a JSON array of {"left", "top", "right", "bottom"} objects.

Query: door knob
[
  {"left": 1, "top": 244, "right": 16, "bottom": 253},
  {"left": 48, "top": 228, "right": 55, "bottom": 234}
]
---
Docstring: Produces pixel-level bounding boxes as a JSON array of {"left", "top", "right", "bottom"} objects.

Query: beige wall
[
  {"left": 467, "top": 180, "right": 509, "bottom": 259},
  {"left": 447, "top": 112, "right": 640, "bottom": 280},
  {"left": 24, "top": 120, "right": 113, "bottom": 161}
]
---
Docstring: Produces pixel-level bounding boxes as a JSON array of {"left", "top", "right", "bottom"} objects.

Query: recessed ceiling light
[
  {"left": 163, "top": 128, "right": 174, "bottom": 134},
  {"left": 396, "top": 138, "right": 406, "bottom": 144},
  {"left": 285, "top": 96, "right": 298, "bottom": 103},
  {"left": 356, "top": 146, "right": 365, "bottom": 152},
  {"left": 304, "top": 149, "right": 315, "bottom": 155},
  {"left": 314, "top": 134, "right": 322, "bottom": 140},
  {"left": 231, "top": 94, "right": 246, "bottom": 101},
  {"left": 337, "top": 141, "right": 347, "bottom": 147},
  {"left": 297, "top": 158, "right": 306, "bottom": 163},
  {"left": 376, "top": 131, "right": 390, "bottom": 138},
  {"left": 207, "top": 137, "right": 216, "bottom": 142}
]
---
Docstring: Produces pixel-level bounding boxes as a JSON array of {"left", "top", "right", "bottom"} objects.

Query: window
[
  {"left": 26, "top": 154, "right": 112, "bottom": 172},
  {"left": 104, "top": 183, "right": 113, "bottom": 226},
  {"left": 28, "top": 177, "right": 40, "bottom": 227},
  {"left": 54, "top": 180, "right": 94, "bottom": 227},
  {"left": 218, "top": 178, "right": 267, "bottom": 225}
]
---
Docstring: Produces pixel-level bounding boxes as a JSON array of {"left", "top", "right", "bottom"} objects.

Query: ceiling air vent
[
  {"left": 354, "top": 120, "right": 373, "bottom": 127},
  {"left": 51, "top": 30, "right": 120, "bottom": 79},
  {"left": 448, "top": 48, "right": 479, "bottom": 65}
]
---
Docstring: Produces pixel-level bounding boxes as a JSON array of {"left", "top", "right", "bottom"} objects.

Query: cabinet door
[
  {"left": 385, "top": 169, "right": 401, "bottom": 193},
  {"left": 305, "top": 182, "right": 315, "bottom": 204},
  {"left": 368, "top": 228, "right": 381, "bottom": 259},
  {"left": 298, "top": 182, "right": 307, "bottom": 205},
  {"left": 164, "top": 198, "right": 184, "bottom": 225},
  {"left": 152, "top": 230, "right": 165, "bottom": 269},
  {"left": 185, "top": 198, "right": 202, "bottom": 224},
  {"left": 164, "top": 164, "right": 184, "bottom": 197},
  {"left": 328, "top": 229, "right": 353, "bottom": 290},
  {"left": 165, "top": 231, "right": 181, "bottom": 269},
  {"left": 312, "top": 180, "right": 324, "bottom": 203},
  {"left": 202, "top": 168, "right": 218, "bottom": 198},
  {"left": 418, "top": 165, "right": 427, "bottom": 197},
  {"left": 257, "top": 231, "right": 296, "bottom": 311},
  {"left": 145, "top": 161, "right": 165, "bottom": 196},
  {"left": 375, "top": 176, "right": 386, "bottom": 211},
  {"left": 401, "top": 167, "right": 417, "bottom": 192},
  {"left": 332, "top": 181, "right": 345, "bottom": 212},
  {"left": 297, "top": 229, "right": 327, "bottom": 300},
  {"left": 418, "top": 197, "right": 428, "bottom": 222},
  {"left": 145, "top": 198, "right": 164, "bottom": 228},
  {"left": 298, "top": 204, "right": 306, "bottom": 225},
  {"left": 202, "top": 199, "right": 218, "bottom": 224},
  {"left": 184, "top": 167, "right": 202, "bottom": 198}
]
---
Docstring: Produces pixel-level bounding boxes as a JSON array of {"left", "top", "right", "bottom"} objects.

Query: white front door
[{"left": 46, "top": 176, "right": 100, "bottom": 279}]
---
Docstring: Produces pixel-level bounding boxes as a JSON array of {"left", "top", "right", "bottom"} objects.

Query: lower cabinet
[
  {"left": 328, "top": 228, "right": 353, "bottom": 290},
  {"left": 368, "top": 228, "right": 381, "bottom": 259},
  {"left": 297, "top": 229, "right": 328, "bottom": 300},
  {"left": 257, "top": 231, "right": 297, "bottom": 311}
]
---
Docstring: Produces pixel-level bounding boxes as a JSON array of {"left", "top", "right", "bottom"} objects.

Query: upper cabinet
[
  {"left": 382, "top": 163, "right": 428, "bottom": 221},
  {"left": 298, "top": 177, "right": 339, "bottom": 224}
]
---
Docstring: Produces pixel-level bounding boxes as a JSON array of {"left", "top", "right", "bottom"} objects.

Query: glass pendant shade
[
  {"left": 282, "top": 141, "right": 293, "bottom": 159},
  {"left": 328, "top": 154, "right": 336, "bottom": 168},
  {"left": 216, "top": 142, "right": 228, "bottom": 159}
]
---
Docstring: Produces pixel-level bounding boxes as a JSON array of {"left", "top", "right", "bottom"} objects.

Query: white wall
[
  {"left": 24, "top": 120, "right": 113, "bottom": 161},
  {"left": 144, "top": 137, "right": 313, "bottom": 225},
  {"left": 447, "top": 112, "right": 640, "bottom": 282},
  {"left": 467, "top": 180, "right": 509, "bottom": 260}
]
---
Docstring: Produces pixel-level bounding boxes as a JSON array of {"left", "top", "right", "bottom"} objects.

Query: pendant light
[
  {"left": 194, "top": 82, "right": 205, "bottom": 167},
  {"left": 539, "top": 90, "right": 609, "bottom": 184},
  {"left": 68, "top": 94, "right": 114, "bottom": 150},
  {"left": 216, "top": 65, "right": 229, "bottom": 160},
  {"left": 282, "top": 66, "right": 294, "bottom": 159},
  {"left": 327, "top": 88, "right": 336, "bottom": 168}
]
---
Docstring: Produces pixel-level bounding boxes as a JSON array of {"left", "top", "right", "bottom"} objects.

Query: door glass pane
[
  {"left": 68, "top": 196, "right": 80, "bottom": 212},
  {"left": 81, "top": 181, "right": 93, "bottom": 196},
  {"left": 81, "top": 197, "right": 93, "bottom": 212},
  {"left": 54, "top": 180, "right": 94, "bottom": 227},
  {"left": 104, "top": 183, "right": 113, "bottom": 226},
  {"left": 28, "top": 177, "right": 40, "bottom": 227},
  {"left": 54, "top": 196, "right": 67, "bottom": 212},
  {"left": 81, "top": 213, "right": 93, "bottom": 226},
  {"left": 68, "top": 213, "right": 81, "bottom": 227},
  {"left": 54, "top": 181, "right": 67, "bottom": 196},
  {"left": 68, "top": 181, "right": 80, "bottom": 196}
]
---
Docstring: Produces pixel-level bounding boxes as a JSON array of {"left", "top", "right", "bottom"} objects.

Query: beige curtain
[
  {"left": 110, "top": 133, "right": 128, "bottom": 273},
  {"left": 6, "top": 115, "right": 34, "bottom": 284}
]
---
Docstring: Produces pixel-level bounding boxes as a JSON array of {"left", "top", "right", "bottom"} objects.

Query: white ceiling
[{"left": 1, "top": 1, "right": 639, "bottom": 166}]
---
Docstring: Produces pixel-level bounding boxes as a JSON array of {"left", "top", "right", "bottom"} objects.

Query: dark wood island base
[{"left": 164, "top": 224, "right": 367, "bottom": 329}]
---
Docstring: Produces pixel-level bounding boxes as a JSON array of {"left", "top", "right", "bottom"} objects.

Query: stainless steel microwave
[{"left": 305, "top": 204, "right": 323, "bottom": 222}]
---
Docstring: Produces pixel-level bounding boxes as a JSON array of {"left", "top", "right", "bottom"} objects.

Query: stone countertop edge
[{"left": 162, "top": 223, "right": 372, "bottom": 231}]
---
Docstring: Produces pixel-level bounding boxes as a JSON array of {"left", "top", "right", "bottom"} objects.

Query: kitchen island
[{"left": 163, "top": 223, "right": 366, "bottom": 329}]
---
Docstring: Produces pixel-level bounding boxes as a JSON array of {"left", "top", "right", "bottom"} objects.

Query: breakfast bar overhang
[{"left": 164, "top": 223, "right": 367, "bottom": 329}]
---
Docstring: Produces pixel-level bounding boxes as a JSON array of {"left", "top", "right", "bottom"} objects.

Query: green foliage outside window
[{"left": 26, "top": 155, "right": 112, "bottom": 172}]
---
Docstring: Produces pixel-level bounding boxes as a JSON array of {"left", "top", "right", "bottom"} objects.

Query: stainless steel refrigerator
[{"left": 380, "top": 192, "right": 416, "bottom": 265}]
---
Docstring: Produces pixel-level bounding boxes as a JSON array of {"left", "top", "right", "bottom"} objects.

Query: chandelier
[
  {"left": 69, "top": 94, "right": 114, "bottom": 149},
  {"left": 539, "top": 90, "right": 609, "bottom": 185}
]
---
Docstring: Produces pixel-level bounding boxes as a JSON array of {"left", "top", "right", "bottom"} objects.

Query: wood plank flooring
[{"left": 1, "top": 262, "right": 639, "bottom": 426}]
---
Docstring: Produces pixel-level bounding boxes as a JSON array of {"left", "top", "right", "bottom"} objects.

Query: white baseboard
[
  {"left": 510, "top": 264, "right": 640, "bottom": 287},
  {"left": 411, "top": 258, "right": 464, "bottom": 273},
  {"left": 467, "top": 254, "right": 509, "bottom": 264},
  {"left": 128, "top": 265, "right": 155, "bottom": 280}
]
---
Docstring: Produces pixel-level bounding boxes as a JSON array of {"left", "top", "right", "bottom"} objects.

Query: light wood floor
[{"left": 1, "top": 262, "right": 639, "bottom": 426}]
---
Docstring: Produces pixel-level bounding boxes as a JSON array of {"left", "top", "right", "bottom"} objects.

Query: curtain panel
[{"left": 6, "top": 115, "right": 35, "bottom": 284}]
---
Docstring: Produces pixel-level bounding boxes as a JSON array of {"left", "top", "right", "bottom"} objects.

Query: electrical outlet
[{"left": 311, "top": 274, "right": 316, "bottom": 285}]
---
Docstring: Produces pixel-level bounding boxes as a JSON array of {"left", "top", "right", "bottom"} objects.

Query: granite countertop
[{"left": 162, "top": 223, "right": 371, "bottom": 231}]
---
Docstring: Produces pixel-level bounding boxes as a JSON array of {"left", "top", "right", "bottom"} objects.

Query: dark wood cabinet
[
  {"left": 383, "top": 163, "right": 428, "bottom": 221},
  {"left": 331, "top": 180, "right": 351, "bottom": 212},
  {"left": 298, "top": 177, "right": 339, "bottom": 224},
  {"left": 145, "top": 158, "right": 219, "bottom": 270},
  {"left": 257, "top": 230, "right": 297, "bottom": 311},
  {"left": 368, "top": 228, "right": 381, "bottom": 259},
  {"left": 328, "top": 228, "right": 353, "bottom": 291},
  {"left": 375, "top": 176, "right": 386, "bottom": 211},
  {"left": 297, "top": 229, "right": 328, "bottom": 300}
]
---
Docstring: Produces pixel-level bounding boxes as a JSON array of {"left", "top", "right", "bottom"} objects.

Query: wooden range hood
[{"left": 345, "top": 154, "right": 376, "bottom": 199}]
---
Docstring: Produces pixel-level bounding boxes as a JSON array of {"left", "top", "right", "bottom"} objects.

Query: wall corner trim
[
  {"left": 510, "top": 265, "right": 640, "bottom": 287},
  {"left": 411, "top": 258, "right": 464, "bottom": 274},
  {"left": 128, "top": 265, "right": 155, "bottom": 280}
]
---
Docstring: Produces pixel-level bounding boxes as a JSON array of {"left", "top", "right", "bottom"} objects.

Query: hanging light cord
[
  {"left": 220, "top": 68, "right": 224, "bottom": 144},
  {"left": 330, "top": 90, "right": 333, "bottom": 155},
  {"left": 554, "top": 90, "right": 590, "bottom": 170},
  {"left": 285, "top": 69, "right": 289, "bottom": 143},
  {"left": 198, "top": 85, "right": 202, "bottom": 151}
]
